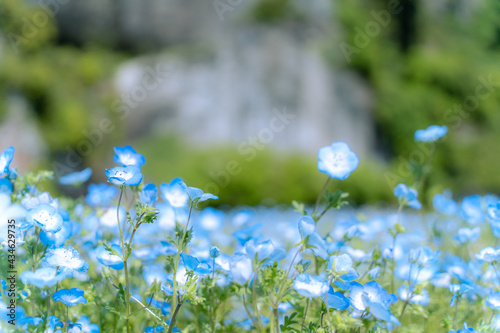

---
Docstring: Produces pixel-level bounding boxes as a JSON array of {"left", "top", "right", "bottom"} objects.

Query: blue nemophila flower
[
  {"left": 293, "top": 273, "right": 329, "bottom": 298},
  {"left": 68, "top": 322, "right": 84, "bottom": 332},
  {"left": 368, "top": 266, "right": 381, "bottom": 279},
  {"left": 414, "top": 125, "right": 447, "bottom": 142},
  {"left": 454, "top": 227, "right": 481, "bottom": 245},
  {"left": 46, "top": 316, "right": 64, "bottom": 333},
  {"left": 197, "top": 207, "right": 225, "bottom": 232},
  {"left": 19, "top": 316, "right": 43, "bottom": 327},
  {"left": 475, "top": 247, "right": 500, "bottom": 263},
  {"left": 43, "top": 246, "right": 89, "bottom": 276},
  {"left": 106, "top": 166, "right": 143, "bottom": 186},
  {"left": 0, "top": 178, "right": 12, "bottom": 194},
  {"left": 95, "top": 245, "right": 124, "bottom": 270},
  {"left": 229, "top": 253, "right": 253, "bottom": 285},
  {"left": 21, "top": 316, "right": 63, "bottom": 332},
  {"left": 20, "top": 267, "right": 69, "bottom": 288},
  {"left": 459, "top": 195, "right": 484, "bottom": 225},
  {"left": 245, "top": 239, "right": 286, "bottom": 264},
  {"left": 161, "top": 177, "right": 218, "bottom": 208},
  {"left": 397, "top": 285, "right": 429, "bottom": 306},
  {"left": 232, "top": 209, "right": 254, "bottom": 227},
  {"left": 86, "top": 183, "right": 118, "bottom": 206},
  {"left": 7, "top": 167, "right": 17, "bottom": 180},
  {"left": 26, "top": 203, "right": 64, "bottom": 233},
  {"left": 410, "top": 246, "right": 441, "bottom": 266},
  {"left": 53, "top": 288, "right": 87, "bottom": 307},
  {"left": 394, "top": 184, "right": 421, "bottom": 210},
  {"left": 233, "top": 223, "right": 263, "bottom": 245},
  {"left": 487, "top": 202, "right": 500, "bottom": 221},
  {"left": 186, "top": 186, "right": 218, "bottom": 204},
  {"left": 0, "top": 147, "right": 14, "bottom": 174},
  {"left": 322, "top": 286, "right": 349, "bottom": 310},
  {"left": 181, "top": 253, "right": 212, "bottom": 275},
  {"left": 298, "top": 216, "right": 315, "bottom": 238},
  {"left": 317, "top": 142, "right": 359, "bottom": 180},
  {"left": 70, "top": 315, "right": 100, "bottom": 333},
  {"left": 327, "top": 254, "right": 359, "bottom": 290},
  {"left": 298, "top": 216, "right": 328, "bottom": 260},
  {"left": 210, "top": 246, "right": 220, "bottom": 258},
  {"left": 40, "top": 221, "right": 73, "bottom": 248},
  {"left": 486, "top": 292, "right": 500, "bottom": 310},
  {"left": 140, "top": 183, "right": 158, "bottom": 205},
  {"left": 433, "top": 190, "right": 458, "bottom": 216},
  {"left": 113, "top": 145, "right": 145, "bottom": 167},
  {"left": 59, "top": 168, "right": 92, "bottom": 186},
  {"left": 348, "top": 281, "right": 399, "bottom": 325},
  {"left": 449, "top": 284, "right": 474, "bottom": 307},
  {"left": 448, "top": 323, "right": 481, "bottom": 333},
  {"left": 161, "top": 178, "right": 189, "bottom": 207}
]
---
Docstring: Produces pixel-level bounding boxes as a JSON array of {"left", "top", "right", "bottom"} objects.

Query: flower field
[{"left": 1, "top": 125, "right": 500, "bottom": 333}]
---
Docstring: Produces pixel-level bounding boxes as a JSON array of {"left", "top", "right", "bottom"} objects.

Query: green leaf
[{"left": 292, "top": 200, "right": 307, "bottom": 215}]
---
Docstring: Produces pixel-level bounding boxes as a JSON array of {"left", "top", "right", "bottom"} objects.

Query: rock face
[{"left": 55, "top": 0, "right": 375, "bottom": 156}]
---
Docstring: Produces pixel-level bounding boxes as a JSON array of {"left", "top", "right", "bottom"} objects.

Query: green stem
[
  {"left": 325, "top": 277, "right": 333, "bottom": 328},
  {"left": 242, "top": 293, "right": 258, "bottom": 329},
  {"left": 210, "top": 257, "right": 216, "bottom": 333},
  {"left": 171, "top": 204, "right": 194, "bottom": 318},
  {"left": 313, "top": 176, "right": 331, "bottom": 214},
  {"left": 32, "top": 227, "right": 41, "bottom": 271},
  {"left": 391, "top": 205, "right": 402, "bottom": 293},
  {"left": 273, "top": 307, "right": 280, "bottom": 333},
  {"left": 66, "top": 306, "right": 69, "bottom": 333},
  {"left": 31, "top": 227, "right": 41, "bottom": 316},
  {"left": 115, "top": 187, "right": 131, "bottom": 333},
  {"left": 168, "top": 299, "right": 183, "bottom": 333},
  {"left": 276, "top": 246, "right": 303, "bottom": 302},
  {"left": 252, "top": 271, "right": 264, "bottom": 332},
  {"left": 301, "top": 298, "right": 310, "bottom": 332}
]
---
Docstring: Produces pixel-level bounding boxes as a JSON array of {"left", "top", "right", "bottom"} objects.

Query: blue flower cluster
[{"left": 0, "top": 125, "right": 497, "bottom": 333}]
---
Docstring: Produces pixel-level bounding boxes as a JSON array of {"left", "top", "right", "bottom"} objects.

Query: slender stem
[
  {"left": 130, "top": 295, "right": 164, "bottom": 323},
  {"left": 116, "top": 188, "right": 131, "bottom": 333},
  {"left": 325, "top": 277, "right": 333, "bottom": 328},
  {"left": 273, "top": 307, "right": 280, "bottom": 333},
  {"left": 391, "top": 207, "right": 401, "bottom": 294},
  {"left": 168, "top": 298, "right": 183, "bottom": 333},
  {"left": 313, "top": 177, "right": 331, "bottom": 214},
  {"left": 399, "top": 296, "right": 412, "bottom": 318},
  {"left": 301, "top": 298, "right": 310, "bottom": 332},
  {"left": 172, "top": 204, "right": 194, "bottom": 315},
  {"left": 30, "top": 227, "right": 41, "bottom": 316},
  {"left": 32, "top": 227, "right": 41, "bottom": 271},
  {"left": 210, "top": 257, "right": 216, "bottom": 333},
  {"left": 242, "top": 293, "right": 258, "bottom": 329},
  {"left": 252, "top": 271, "right": 264, "bottom": 332},
  {"left": 66, "top": 306, "right": 69, "bottom": 333},
  {"left": 276, "top": 246, "right": 303, "bottom": 302},
  {"left": 129, "top": 294, "right": 154, "bottom": 317}
]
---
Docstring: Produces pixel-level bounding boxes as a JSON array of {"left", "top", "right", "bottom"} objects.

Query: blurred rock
[
  {"left": 0, "top": 93, "right": 48, "bottom": 172},
  {"left": 52, "top": 0, "right": 374, "bottom": 156}
]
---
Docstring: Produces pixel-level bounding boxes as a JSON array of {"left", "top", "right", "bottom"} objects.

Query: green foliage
[{"left": 337, "top": 0, "right": 500, "bottom": 201}]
